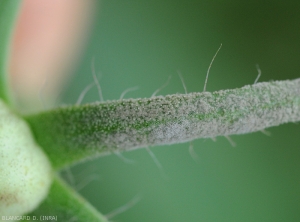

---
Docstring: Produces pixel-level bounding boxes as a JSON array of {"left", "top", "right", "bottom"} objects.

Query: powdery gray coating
[
  {"left": 90, "top": 78, "right": 300, "bottom": 149},
  {"left": 26, "top": 78, "right": 300, "bottom": 167}
]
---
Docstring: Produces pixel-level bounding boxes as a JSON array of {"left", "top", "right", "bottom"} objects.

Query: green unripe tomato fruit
[{"left": 0, "top": 100, "right": 52, "bottom": 217}]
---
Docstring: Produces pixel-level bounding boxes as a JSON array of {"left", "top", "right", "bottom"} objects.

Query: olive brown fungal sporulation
[{"left": 0, "top": 100, "right": 52, "bottom": 217}]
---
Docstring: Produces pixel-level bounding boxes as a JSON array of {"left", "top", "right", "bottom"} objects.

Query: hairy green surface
[
  {"left": 23, "top": 175, "right": 107, "bottom": 222},
  {"left": 0, "top": 0, "right": 20, "bottom": 105},
  {"left": 25, "top": 78, "right": 300, "bottom": 169}
]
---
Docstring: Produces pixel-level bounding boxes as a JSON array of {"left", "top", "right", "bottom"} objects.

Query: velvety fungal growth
[
  {"left": 25, "top": 78, "right": 300, "bottom": 169},
  {"left": 0, "top": 100, "right": 52, "bottom": 218}
]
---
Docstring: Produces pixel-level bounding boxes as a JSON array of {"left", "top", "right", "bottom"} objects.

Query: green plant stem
[
  {"left": 24, "top": 175, "right": 108, "bottom": 222},
  {"left": 25, "top": 78, "right": 300, "bottom": 169}
]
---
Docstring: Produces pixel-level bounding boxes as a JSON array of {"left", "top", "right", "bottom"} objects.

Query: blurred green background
[{"left": 61, "top": 1, "right": 300, "bottom": 221}]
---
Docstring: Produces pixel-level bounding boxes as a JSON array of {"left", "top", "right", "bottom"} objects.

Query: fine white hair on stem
[
  {"left": 91, "top": 57, "right": 104, "bottom": 102},
  {"left": 254, "top": 64, "right": 262, "bottom": 84},
  {"left": 105, "top": 194, "right": 142, "bottom": 219},
  {"left": 151, "top": 75, "right": 172, "bottom": 97},
  {"left": 203, "top": 43, "right": 222, "bottom": 92},
  {"left": 62, "top": 165, "right": 100, "bottom": 191},
  {"left": 120, "top": 86, "right": 139, "bottom": 100},
  {"left": 66, "top": 164, "right": 100, "bottom": 191},
  {"left": 114, "top": 151, "right": 135, "bottom": 164},
  {"left": 76, "top": 82, "right": 95, "bottom": 105},
  {"left": 211, "top": 137, "right": 217, "bottom": 142},
  {"left": 189, "top": 142, "right": 199, "bottom": 161},
  {"left": 225, "top": 136, "right": 236, "bottom": 147},
  {"left": 145, "top": 147, "right": 167, "bottom": 179},
  {"left": 75, "top": 174, "right": 100, "bottom": 191},
  {"left": 145, "top": 147, "right": 162, "bottom": 169},
  {"left": 260, "top": 129, "right": 271, "bottom": 136},
  {"left": 177, "top": 70, "right": 188, "bottom": 94},
  {"left": 64, "top": 167, "right": 75, "bottom": 188},
  {"left": 74, "top": 165, "right": 98, "bottom": 181}
]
